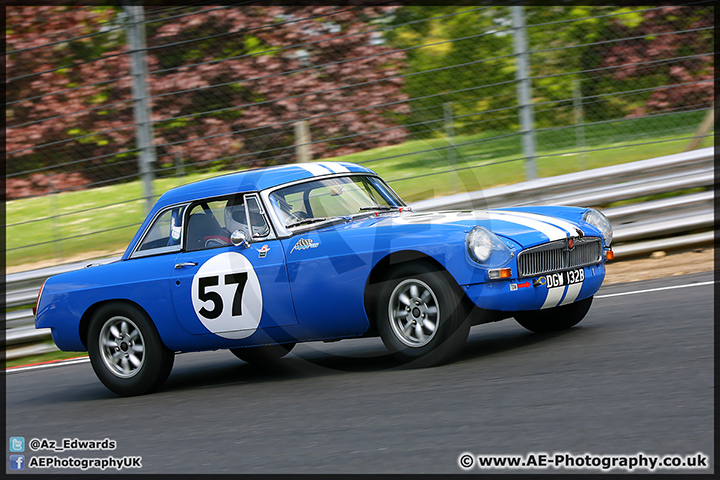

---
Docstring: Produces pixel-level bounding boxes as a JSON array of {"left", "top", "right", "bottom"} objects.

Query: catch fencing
[{"left": 5, "top": 4, "right": 714, "bottom": 270}]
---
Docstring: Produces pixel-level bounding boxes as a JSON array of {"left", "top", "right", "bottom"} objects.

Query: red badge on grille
[{"left": 568, "top": 238, "right": 575, "bottom": 249}]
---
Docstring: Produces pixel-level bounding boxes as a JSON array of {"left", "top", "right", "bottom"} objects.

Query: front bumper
[{"left": 462, "top": 263, "right": 605, "bottom": 311}]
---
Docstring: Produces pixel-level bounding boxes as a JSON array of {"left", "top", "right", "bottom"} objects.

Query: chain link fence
[{"left": 5, "top": 3, "right": 714, "bottom": 270}]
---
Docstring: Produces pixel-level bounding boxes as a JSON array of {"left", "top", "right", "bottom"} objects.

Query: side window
[
  {"left": 134, "top": 205, "right": 186, "bottom": 257},
  {"left": 185, "top": 194, "right": 273, "bottom": 252},
  {"left": 186, "top": 199, "right": 233, "bottom": 252}
]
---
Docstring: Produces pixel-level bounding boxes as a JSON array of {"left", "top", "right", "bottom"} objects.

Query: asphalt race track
[{"left": 6, "top": 272, "right": 714, "bottom": 474}]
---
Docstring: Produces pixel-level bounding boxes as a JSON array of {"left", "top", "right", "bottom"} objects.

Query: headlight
[
  {"left": 467, "top": 226, "right": 494, "bottom": 262},
  {"left": 583, "top": 208, "right": 613, "bottom": 246},
  {"left": 466, "top": 226, "right": 513, "bottom": 266}
]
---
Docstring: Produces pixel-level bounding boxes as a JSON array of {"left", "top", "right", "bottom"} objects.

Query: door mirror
[{"left": 230, "top": 229, "right": 250, "bottom": 249}]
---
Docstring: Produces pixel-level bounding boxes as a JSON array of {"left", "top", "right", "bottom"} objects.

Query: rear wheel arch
[
  {"left": 80, "top": 299, "right": 159, "bottom": 349},
  {"left": 86, "top": 300, "right": 175, "bottom": 396}
]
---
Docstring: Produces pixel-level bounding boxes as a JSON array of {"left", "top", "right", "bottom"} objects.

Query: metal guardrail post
[
  {"left": 512, "top": 5, "right": 537, "bottom": 181},
  {"left": 124, "top": 4, "right": 156, "bottom": 216},
  {"left": 294, "top": 120, "right": 311, "bottom": 163}
]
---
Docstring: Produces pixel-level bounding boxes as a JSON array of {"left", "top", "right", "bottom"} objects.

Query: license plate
[{"left": 545, "top": 269, "right": 585, "bottom": 288}]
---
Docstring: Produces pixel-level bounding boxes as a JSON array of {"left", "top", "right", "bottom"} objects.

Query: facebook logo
[
  {"left": 9, "top": 455, "right": 25, "bottom": 470},
  {"left": 9, "top": 437, "right": 25, "bottom": 452}
]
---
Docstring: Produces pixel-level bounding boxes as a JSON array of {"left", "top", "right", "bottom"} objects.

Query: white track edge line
[
  {"left": 6, "top": 357, "right": 90, "bottom": 374},
  {"left": 596, "top": 280, "right": 715, "bottom": 299}
]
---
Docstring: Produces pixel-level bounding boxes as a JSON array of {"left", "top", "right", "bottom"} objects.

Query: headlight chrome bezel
[
  {"left": 583, "top": 208, "right": 613, "bottom": 246},
  {"left": 466, "top": 226, "right": 514, "bottom": 266}
]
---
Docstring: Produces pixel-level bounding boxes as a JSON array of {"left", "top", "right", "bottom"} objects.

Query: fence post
[
  {"left": 48, "top": 174, "right": 64, "bottom": 262},
  {"left": 684, "top": 102, "right": 714, "bottom": 152},
  {"left": 443, "top": 101, "right": 459, "bottom": 193},
  {"left": 512, "top": 5, "right": 536, "bottom": 180},
  {"left": 175, "top": 150, "right": 185, "bottom": 179},
  {"left": 294, "top": 120, "right": 311, "bottom": 163},
  {"left": 124, "top": 4, "right": 155, "bottom": 215},
  {"left": 573, "top": 78, "right": 587, "bottom": 171}
]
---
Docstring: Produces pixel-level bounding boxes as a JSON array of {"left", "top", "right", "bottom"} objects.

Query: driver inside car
[{"left": 224, "top": 199, "right": 250, "bottom": 241}]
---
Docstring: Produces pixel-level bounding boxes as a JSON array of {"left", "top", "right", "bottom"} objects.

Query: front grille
[{"left": 516, "top": 237, "right": 602, "bottom": 278}]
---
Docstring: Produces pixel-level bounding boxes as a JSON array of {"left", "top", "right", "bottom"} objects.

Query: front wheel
[
  {"left": 376, "top": 263, "right": 470, "bottom": 367},
  {"left": 88, "top": 303, "right": 174, "bottom": 396},
  {"left": 514, "top": 296, "right": 593, "bottom": 333},
  {"left": 230, "top": 342, "right": 296, "bottom": 364}
]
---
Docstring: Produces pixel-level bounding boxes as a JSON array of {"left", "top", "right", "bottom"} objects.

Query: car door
[
  {"left": 281, "top": 228, "right": 373, "bottom": 340},
  {"left": 171, "top": 193, "right": 298, "bottom": 340}
]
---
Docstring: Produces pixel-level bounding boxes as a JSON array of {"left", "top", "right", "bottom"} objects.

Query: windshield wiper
[
  {"left": 286, "top": 217, "right": 334, "bottom": 228},
  {"left": 359, "top": 205, "right": 396, "bottom": 212}
]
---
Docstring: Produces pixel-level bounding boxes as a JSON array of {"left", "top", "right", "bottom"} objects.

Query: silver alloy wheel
[
  {"left": 388, "top": 278, "right": 440, "bottom": 348},
  {"left": 99, "top": 315, "right": 146, "bottom": 378}
]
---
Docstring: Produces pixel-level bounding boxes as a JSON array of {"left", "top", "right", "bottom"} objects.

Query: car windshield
[{"left": 268, "top": 175, "right": 404, "bottom": 228}]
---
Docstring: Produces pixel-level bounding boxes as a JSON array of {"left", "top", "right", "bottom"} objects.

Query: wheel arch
[
  {"left": 79, "top": 299, "right": 157, "bottom": 349},
  {"left": 363, "top": 250, "right": 463, "bottom": 334}
]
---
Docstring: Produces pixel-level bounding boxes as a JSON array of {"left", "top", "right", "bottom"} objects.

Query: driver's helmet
[{"left": 224, "top": 199, "right": 248, "bottom": 235}]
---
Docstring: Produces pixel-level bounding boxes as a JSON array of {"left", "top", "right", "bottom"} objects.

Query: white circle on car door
[{"left": 191, "top": 252, "right": 263, "bottom": 339}]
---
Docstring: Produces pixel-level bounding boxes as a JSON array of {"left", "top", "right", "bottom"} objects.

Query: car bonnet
[{"left": 312, "top": 209, "right": 593, "bottom": 250}]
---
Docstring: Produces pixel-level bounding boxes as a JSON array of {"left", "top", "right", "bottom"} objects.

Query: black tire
[
  {"left": 87, "top": 302, "right": 174, "bottom": 396},
  {"left": 230, "top": 342, "right": 296, "bottom": 364},
  {"left": 376, "top": 263, "right": 471, "bottom": 367},
  {"left": 514, "top": 296, "right": 593, "bottom": 333}
]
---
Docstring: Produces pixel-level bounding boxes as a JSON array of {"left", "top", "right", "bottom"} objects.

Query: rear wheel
[
  {"left": 230, "top": 342, "right": 296, "bottom": 364},
  {"left": 514, "top": 296, "right": 593, "bottom": 333},
  {"left": 88, "top": 303, "right": 174, "bottom": 396},
  {"left": 376, "top": 263, "right": 470, "bottom": 367}
]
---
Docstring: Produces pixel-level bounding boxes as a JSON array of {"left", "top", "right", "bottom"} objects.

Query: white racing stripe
[
  {"left": 559, "top": 282, "right": 583, "bottom": 306},
  {"left": 297, "top": 163, "right": 332, "bottom": 176},
  {"left": 317, "top": 162, "right": 350, "bottom": 173},
  {"left": 541, "top": 286, "right": 566, "bottom": 309},
  {"left": 499, "top": 210, "right": 582, "bottom": 237},
  {"left": 339, "top": 162, "right": 359, "bottom": 171},
  {"left": 488, "top": 211, "right": 567, "bottom": 242}
]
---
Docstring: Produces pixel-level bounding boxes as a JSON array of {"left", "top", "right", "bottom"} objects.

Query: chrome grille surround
[{"left": 516, "top": 237, "right": 602, "bottom": 278}]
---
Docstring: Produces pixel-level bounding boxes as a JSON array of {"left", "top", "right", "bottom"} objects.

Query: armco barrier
[{"left": 4, "top": 147, "right": 714, "bottom": 359}]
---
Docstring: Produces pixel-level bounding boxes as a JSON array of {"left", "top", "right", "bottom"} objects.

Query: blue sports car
[{"left": 35, "top": 162, "right": 613, "bottom": 396}]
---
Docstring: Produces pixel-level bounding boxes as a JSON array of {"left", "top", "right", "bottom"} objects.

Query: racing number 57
[{"left": 198, "top": 273, "right": 248, "bottom": 319}]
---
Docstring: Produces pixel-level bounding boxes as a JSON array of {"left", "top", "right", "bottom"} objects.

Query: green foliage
[
  {"left": 386, "top": 6, "right": 517, "bottom": 138},
  {"left": 385, "top": 6, "right": 714, "bottom": 138}
]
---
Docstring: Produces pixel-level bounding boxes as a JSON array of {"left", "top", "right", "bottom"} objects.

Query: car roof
[
  {"left": 123, "top": 161, "right": 377, "bottom": 260},
  {"left": 156, "top": 161, "right": 376, "bottom": 209}
]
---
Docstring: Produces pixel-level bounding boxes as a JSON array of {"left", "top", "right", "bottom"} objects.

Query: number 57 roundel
[{"left": 190, "top": 252, "right": 263, "bottom": 339}]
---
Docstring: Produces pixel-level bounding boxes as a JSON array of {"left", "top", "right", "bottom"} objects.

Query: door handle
[{"left": 174, "top": 262, "right": 198, "bottom": 269}]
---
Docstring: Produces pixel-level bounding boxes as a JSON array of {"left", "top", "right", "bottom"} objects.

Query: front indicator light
[
  {"left": 488, "top": 268, "right": 512, "bottom": 279},
  {"left": 605, "top": 249, "right": 614, "bottom": 261}
]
